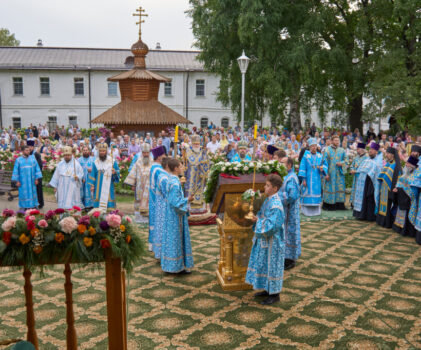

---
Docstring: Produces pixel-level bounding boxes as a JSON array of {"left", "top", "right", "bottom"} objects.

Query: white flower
[
  {"left": 234, "top": 167, "right": 239, "bottom": 171},
  {"left": 268, "top": 160, "right": 275, "bottom": 164},
  {"left": 221, "top": 167, "right": 226, "bottom": 171},
  {"left": 225, "top": 162, "right": 230, "bottom": 166},
  {"left": 244, "top": 166, "right": 249, "bottom": 171},
  {"left": 249, "top": 162, "right": 255, "bottom": 167}
]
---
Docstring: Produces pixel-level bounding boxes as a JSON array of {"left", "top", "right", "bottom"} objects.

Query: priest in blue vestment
[
  {"left": 392, "top": 156, "right": 418, "bottom": 237},
  {"left": 353, "top": 144, "right": 381, "bottom": 221},
  {"left": 376, "top": 147, "right": 402, "bottom": 228},
  {"left": 279, "top": 157, "right": 300, "bottom": 270},
  {"left": 78, "top": 146, "right": 95, "bottom": 209},
  {"left": 410, "top": 166, "right": 421, "bottom": 244},
  {"left": 246, "top": 174, "right": 285, "bottom": 305},
  {"left": 322, "top": 135, "right": 347, "bottom": 210},
  {"left": 298, "top": 138, "right": 327, "bottom": 216},
  {"left": 88, "top": 143, "right": 120, "bottom": 210},
  {"left": 230, "top": 141, "right": 252, "bottom": 162},
  {"left": 149, "top": 146, "right": 167, "bottom": 253},
  {"left": 49, "top": 146, "right": 84, "bottom": 209},
  {"left": 161, "top": 158, "right": 194, "bottom": 273},
  {"left": 349, "top": 143, "right": 368, "bottom": 206},
  {"left": 12, "top": 145, "right": 43, "bottom": 209}
]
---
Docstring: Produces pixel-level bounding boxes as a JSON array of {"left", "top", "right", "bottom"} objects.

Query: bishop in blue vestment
[
  {"left": 279, "top": 158, "right": 300, "bottom": 270},
  {"left": 298, "top": 138, "right": 327, "bottom": 216},
  {"left": 161, "top": 159, "right": 194, "bottom": 273},
  {"left": 12, "top": 145, "right": 42, "bottom": 209},
  {"left": 246, "top": 174, "right": 285, "bottom": 305}
]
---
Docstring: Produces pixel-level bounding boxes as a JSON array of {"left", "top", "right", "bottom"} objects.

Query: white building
[
  {"left": 0, "top": 46, "right": 388, "bottom": 133},
  {"left": 0, "top": 46, "right": 236, "bottom": 131}
]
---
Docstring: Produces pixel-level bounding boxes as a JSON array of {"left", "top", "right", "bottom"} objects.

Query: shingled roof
[
  {"left": 92, "top": 99, "right": 191, "bottom": 125},
  {"left": 0, "top": 46, "right": 203, "bottom": 71}
]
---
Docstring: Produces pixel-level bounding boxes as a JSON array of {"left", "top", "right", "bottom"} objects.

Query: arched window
[
  {"left": 200, "top": 117, "right": 209, "bottom": 128},
  {"left": 221, "top": 118, "right": 229, "bottom": 128}
]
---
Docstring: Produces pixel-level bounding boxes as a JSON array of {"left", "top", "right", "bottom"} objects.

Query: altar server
[
  {"left": 246, "top": 174, "right": 285, "bottom": 305},
  {"left": 12, "top": 145, "right": 42, "bottom": 209},
  {"left": 49, "top": 146, "right": 84, "bottom": 209},
  {"left": 279, "top": 157, "right": 300, "bottom": 270},
  {"left": 349, "top": 143, "right": 368, "bottom": 206},
  {"left": 161, "top": 158, "right": 194, "bottom": 273}
]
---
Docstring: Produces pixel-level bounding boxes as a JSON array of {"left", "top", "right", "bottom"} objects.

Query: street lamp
[{"left": 237, "top": 50, "right": 250, "bottom": 139}]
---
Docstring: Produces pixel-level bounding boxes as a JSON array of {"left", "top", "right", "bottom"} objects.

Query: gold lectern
[{"left": 211, "top": 173, "right": 267, "bottom": 291}]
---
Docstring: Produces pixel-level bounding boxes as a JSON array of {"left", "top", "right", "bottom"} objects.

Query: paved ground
[{"left": 1, "top": 219, "right": 420, "bottom": 349}]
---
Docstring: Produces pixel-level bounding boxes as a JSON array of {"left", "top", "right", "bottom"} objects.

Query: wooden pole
[
  {"left": 23, "top": 267, "right": 38, "bottom": 349},
  {"left": 64, "top": 263, "right": 77, "bottom": 350},
  {"left": 105, "top": 256, "right": 127, "bottom": 350}
]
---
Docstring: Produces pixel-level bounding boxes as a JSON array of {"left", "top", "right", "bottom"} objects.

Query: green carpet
[{"left": 1, "top": 219, "right": 420, "bottom": 349}]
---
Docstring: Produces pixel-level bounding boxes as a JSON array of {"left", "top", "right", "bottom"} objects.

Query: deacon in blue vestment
[
  {"left": 349, "top": 143, "right": 368, "bottom": 206},
  {"left": 353, "top": 144, "right": 381, "bottom": 221},
  {"left": 78, "top": 146, "right": 95, "bottom": 209},
  {"left": 298, "top": 138, "right": 327, "bottom": 216},
  {"left": 322, "top": 136, "right": 347, "bottom": 210},
  {"left": 88, "top": 143, "right": 120, "bottom": 210},
  {"left": 49, "top": 147, "right": 84, "bottom": 209},
  {"left": 279, "top": 157, "right": 300, "bottom": 270},
  {"left": 246, "top": 174, "right": 285, "bottom": 305},
  {"left": 376, "top": 147, "right": 402, "bottom": 228},
  {"left": 230, "top": 141, "right": 252, "bottom": 162},
  {"left": 161, "top": 158, "right": 194, "bottom": 273},
  {"left": 149, "top": 145, "right": 167, "bottom": 253},
  {"left": 392, "top": 156, "right": 418, "bottom": 237},
  {"left": 410, "top": 166, "right": 421, "bottom": 244},
  {"left": 12, "top": 145, "right": 42, "bottom": 209}
]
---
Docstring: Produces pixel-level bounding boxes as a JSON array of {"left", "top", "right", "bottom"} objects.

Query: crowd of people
[{"left": 2, "top": 121, "right": 421, "bottom": 305}]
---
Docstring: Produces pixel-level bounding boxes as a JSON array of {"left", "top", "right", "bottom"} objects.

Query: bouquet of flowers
[{"left": 0, "top": 207, "right": 144, "bottom": 273}]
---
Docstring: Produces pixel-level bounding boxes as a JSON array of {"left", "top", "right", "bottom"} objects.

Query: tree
[
  {"left": 188, "top": 0, "right": 320, "bottom": 132},
  {"left": 0, "top": 28, "right": 20, "bottom": 46},
  {"left": 370, "top": 0, "right": 421, "bottom": 134}
]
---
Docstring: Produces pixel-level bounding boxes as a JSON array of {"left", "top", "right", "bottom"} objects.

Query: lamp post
[{"left": 237, "top": 51, "right": 250, "bottom": 139}]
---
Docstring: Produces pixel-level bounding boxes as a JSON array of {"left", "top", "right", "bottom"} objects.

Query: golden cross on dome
[{"left": 133, "top": 5, "right": 148, "bottom": 39}]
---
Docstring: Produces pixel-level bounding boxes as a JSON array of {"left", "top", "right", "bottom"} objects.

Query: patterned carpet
[{"left": 1, "top": 219, "right": 421, "bottom": 349}]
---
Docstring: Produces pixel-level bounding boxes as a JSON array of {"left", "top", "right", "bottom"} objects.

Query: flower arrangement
[
  {"left": 204, "top": 160, "right": 288, "bottom": 203},
  {"left": 0, "top": 207, "right": 143, "bottom": 273},
  {"left": 241, "top": 189, "right": 261, "bottom": 202}
]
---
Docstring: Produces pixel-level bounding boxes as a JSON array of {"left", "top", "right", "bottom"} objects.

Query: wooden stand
[
  {"left": 211, "top": 174, "right": 266, "bottom": 291},
  {"left": 6, "top": 255, "right": 127, "bottom": 350}
]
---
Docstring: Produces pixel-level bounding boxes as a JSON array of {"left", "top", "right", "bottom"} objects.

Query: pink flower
[
  {"left": 92, "top": 211, "right": 101, "bottom": 218},
  {"left": 105, "top": 214, "right": 121, "bottom": 228},
  {"left": 59, "top": 216, "right": 78, "bottom": 234},
  {"left": 38, "top": 219, "right": 48, "bottom": 228},
  {"left": 73, "top": 206, "right": 81, "bottom": 211},
  {"left": 1, "top": 216, "right": 17, "bottom": 231},
  {"left": 125, "top": 216, "right": 132, "bottom": 224},
  {"left": 26, "top": 215, "right": 36, "bottom": 222}
]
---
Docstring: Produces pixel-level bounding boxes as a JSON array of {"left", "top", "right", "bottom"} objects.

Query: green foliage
[
  {"left": 0, "top": 28, "right": 20, "bottom": 46},
  {"left": 204, "top": 160, "right": 288, "bottom": 203}
]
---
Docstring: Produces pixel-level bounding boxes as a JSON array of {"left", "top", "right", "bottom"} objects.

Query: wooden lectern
[{"left": 211, "top": 173, "right": 267, "bottom": 291}]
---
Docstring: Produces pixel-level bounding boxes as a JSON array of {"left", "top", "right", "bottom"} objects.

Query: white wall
[{"left": 0, "top": 69, "right": 236, "bottom": 129}]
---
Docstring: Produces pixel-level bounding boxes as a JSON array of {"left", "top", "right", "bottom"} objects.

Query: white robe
[{"left": 49, "top": 158, "right": 84, "bottom": 209}]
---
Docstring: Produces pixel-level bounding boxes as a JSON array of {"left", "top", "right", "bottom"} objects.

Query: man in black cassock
[
  {"left": 376, "top": 147, "right": 402, "bottom": 228},
  {"left": 353, "top": 143, "right": 381, "bottom": 221},
  {"left": 392, "top": 156, "right": 418, "bottom": 236},
  {"left": 27, "top": 140, "right": 44, "bottom": 209}
]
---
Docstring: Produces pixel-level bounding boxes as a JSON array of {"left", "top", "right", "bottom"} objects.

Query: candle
[
  {"left": 254, "top": 124, "right": 258, "bottom": 140},
  {"left": 174, "top": 125, "right": 179, "bottom": 143}
]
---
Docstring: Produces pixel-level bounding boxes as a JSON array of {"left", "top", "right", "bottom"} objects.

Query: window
[
  {"left": 40, "top": 77, "right": 50, "bottom": 96},
  {"left": 12, "top": 117, "right": 21, "bottom": 129},
  {"left": 200, "top": 117, "right": 208, "bottom": 128},
  {"left": 221, "top": 118, "right": 229, "bottom": 128},
  {"left": 164, "top": 82, "right": 172, "bottom": 96},
  {"left": 108, "top": 82, "right": 118, "bottom": 96},
  {"left": 69, "top": 116, "right": 77, "bottom": 126},
  {"left": 12, "top": 77, "right": 23, "bottom": 95},
  {"left": 196, "top": 79, "right": 205, "bottom": 96},
  {"left": 74, "top": 77, "right": 84, "bottom": 96},
  {"left": 47, "top": 116, "right": 57, "bottom": 132}
]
